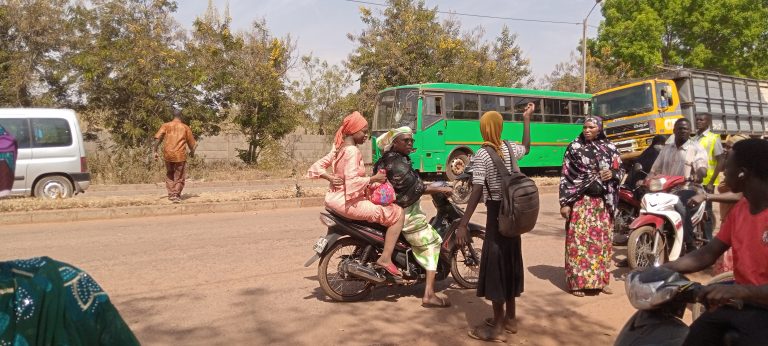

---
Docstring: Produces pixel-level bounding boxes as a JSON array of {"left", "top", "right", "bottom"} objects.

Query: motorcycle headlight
[
  {"left": 625, "top": 273, "right": 678, "bottom": 310},
  {"left": 648, "top": 178, "right": 666, "bottom": 192}
]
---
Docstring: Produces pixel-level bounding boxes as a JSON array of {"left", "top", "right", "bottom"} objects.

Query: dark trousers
[
  {"left": 673, "top": 189, "right": 698, "bottom": 248},
  {"left": 704, "top": 200, "right": 715, "bottom": 240},
  {"left": 165, "top": 161, "right": 186, "bottom": 198},
  {"left": 683, "top": 306, "right": 768, "bottom": 346}
]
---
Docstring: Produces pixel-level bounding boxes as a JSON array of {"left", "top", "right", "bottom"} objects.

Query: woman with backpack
[
  {"left": 559, "top": 116, "right": 622, "bottom": 297},
  {"left": 456, "top": 103, "right": 534, "bottom": 343},
  {"left": 0, "top": 124, "right": 18, "bottom": 198}
]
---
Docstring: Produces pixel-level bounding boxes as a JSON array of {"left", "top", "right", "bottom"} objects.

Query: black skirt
[{"left": 477, "top": 200, "right": 524, "bottom": 302}]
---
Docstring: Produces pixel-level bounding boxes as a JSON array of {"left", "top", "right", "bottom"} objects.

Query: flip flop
[
  {"left": 422, "top": 296, "right": 451, "bottom": 308},
  {"left": 467, "top": 326, "right": 506, "bottom": 343},
  {"left": 376, "top": 262, "right": 402, "bottom": 278},
  {"left": 484, "top": 317, "right": 518, "bottom": 334}
]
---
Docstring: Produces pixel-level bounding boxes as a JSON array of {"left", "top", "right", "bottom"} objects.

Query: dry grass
[{"left": 0, "top": 187, "right": 326, "bottom": 213}]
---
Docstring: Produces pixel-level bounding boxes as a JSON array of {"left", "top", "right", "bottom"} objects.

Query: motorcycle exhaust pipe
[{"left": 342, "top": 261, "right": 386, "bottom": 283}]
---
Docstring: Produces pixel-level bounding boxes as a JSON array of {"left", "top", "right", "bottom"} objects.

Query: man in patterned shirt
[{"left": 153, "top": 109, "right": 197, "bottom": 203}]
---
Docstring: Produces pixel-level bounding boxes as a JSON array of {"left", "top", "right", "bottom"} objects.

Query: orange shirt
[
  {"left": 154, "top": 119, "right": 196, "bottom": 163},
  {"left": 716, "top": 198, "right": 768, "bottom": 286}
]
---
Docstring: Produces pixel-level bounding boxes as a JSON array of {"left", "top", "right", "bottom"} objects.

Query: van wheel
[{"left": 35, "top": 176, "right": 74, "bottom": 199}]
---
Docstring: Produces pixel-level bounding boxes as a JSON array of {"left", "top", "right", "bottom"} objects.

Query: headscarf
[
  {"left": 559, "top": 115, "right": 623, "bottom": 216},
  {"left": 480, "top": 111, "right": 504, "bottom": 156},
  {"left": 333, "top": 111, "right": 367, "bottom": 149},
  {"left": 725, "top": 134, "right": 749, "bottom": 146},
  {"left": 376, "top": 126, "right": 412, "bottom": 152}
]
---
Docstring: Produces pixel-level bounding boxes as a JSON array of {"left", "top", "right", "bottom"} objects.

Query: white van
[{"left": 0, "top": 108, "right": 91, "bottom": 199}]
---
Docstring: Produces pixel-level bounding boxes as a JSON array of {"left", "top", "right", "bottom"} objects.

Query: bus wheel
[{"left": 446, "top": 151, "right": 470, "bottom": 181}]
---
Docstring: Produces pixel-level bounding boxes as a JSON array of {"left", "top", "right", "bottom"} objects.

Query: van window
[
  {"left": 0, "top": 118, "right": 31, "bottom": 149},
  {"left": 31, "top": 118, "right": 72, "bottom": 147}
]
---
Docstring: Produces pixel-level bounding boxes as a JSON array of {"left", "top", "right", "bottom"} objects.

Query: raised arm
[{"left": 521, "top": 102, "right": 534, "bottom": 154}]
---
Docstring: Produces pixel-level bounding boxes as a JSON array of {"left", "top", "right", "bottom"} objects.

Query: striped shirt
[{"left": 471, "top": 142, "right": 527, "bottom": 201}]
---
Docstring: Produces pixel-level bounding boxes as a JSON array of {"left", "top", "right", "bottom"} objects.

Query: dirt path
[{"left": 2, "top": 193, "right": 707, "bottom": 345}]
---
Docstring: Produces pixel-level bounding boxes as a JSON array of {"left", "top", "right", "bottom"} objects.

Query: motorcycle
[
  {"left": 304, "top": 182, "right": 486, "bottom": 302},
  {"left": 615, "top": 267, "right": 742, "bottom": 346},
  {"left": 626, "top": 175, "right": 708, "bottom": 269},
  {"left": 614, "top": 182, "right": 644, "bottom": 246}
]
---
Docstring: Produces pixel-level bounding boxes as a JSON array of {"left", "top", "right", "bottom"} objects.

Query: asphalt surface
[{"left": 3, "top": 193, "right": 705, "bottom": 345}]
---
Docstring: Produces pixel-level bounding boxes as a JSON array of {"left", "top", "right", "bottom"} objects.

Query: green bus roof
[{"left": 381, "top": 83, "right": 592, "bottom": 99}]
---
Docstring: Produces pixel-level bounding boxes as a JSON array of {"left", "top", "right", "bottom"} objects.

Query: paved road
[{"left": 4, "top": 193, "right": 668, "bottom": 345}]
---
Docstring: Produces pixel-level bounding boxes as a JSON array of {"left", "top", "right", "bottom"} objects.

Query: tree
[
  {"left": 541, "top": 45, "right": 631, "bottom": 93},
  {"left": 289, "top": 55, "right": 355, "bottom": 135},
  {"left": 347, "top": 0, "right": 533, "bottom": 117},
  {"left": 593, "top": 0, "right": 768, "bottom": 78},
  {"left": 227, "top": 20, "right": 299, "bottom": 165},
  {"left": 0, "top": 0, "right": 76, "bottom": 106}
]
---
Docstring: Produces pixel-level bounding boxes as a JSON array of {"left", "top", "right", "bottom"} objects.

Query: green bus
[{"left": 372, "top": 83, "right": 592, "bottom": 179}]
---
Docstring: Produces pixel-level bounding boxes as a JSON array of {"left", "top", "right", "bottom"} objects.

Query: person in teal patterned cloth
[
  {"left": 374, "top": 127, "right": 454, "bottom": 308},
  {"left": 0, "top": 257, "right": 140, "bottom": 345}
]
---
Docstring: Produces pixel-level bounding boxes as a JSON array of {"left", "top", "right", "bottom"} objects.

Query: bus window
[
  {"left": 481, "top": 94, "right": 514, "bottom": 120},
  {"left": 396, "top": 88, "right": 418, "bottom": 129},
  {"left": 423, "top": 95, "right": 444, "bottom": 130},
  {"left": 514, "top": 97, "right": 542, "bottom": 121},
  {"left": 446, "top": 92, "right": 480, "bottom": 120}
]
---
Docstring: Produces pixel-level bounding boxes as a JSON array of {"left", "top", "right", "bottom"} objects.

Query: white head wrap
[{"left": 376, "top": 126, "right": 413, "bottom": 152}]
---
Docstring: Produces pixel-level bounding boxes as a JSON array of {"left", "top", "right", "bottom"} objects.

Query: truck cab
[{"left": 593, "top": 80, "right": 682, "bottom": 158}]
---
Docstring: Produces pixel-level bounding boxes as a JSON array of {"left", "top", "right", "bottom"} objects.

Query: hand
[
  {"left": 328, "top": 175, "right": 343, "bottom": 186},
  {"left": 456, "top": 224, "right": 469, "bottom": 247},
  {"left": 560, "top": 206, "right": 571, "bottom": 219},
  {"left": 439, "top": 186, "right": 453, "bottom": 196},
  {"left": 600, "top": 169, "right": 612, "bottom": 181},
  {"left": 370, "top": 171, "right": 387, "bottom": 184},
  {"left": 688, "top": 193, "right": 706, "bottom": 208},
  {"left": 523, "top": 102, "right": 535, "bottom": 117},
  {"left": 698, "top": 285, "right": 749, "bottom": 311},
  {"left": 153, "top": 152, "right": 159, "bottom": 161},
  {"left": 189, "top": 151, "right": 195, "bottom": 158}
]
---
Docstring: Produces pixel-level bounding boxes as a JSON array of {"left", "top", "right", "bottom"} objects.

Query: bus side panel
[
  {"left": 502, "top": 122, "right": 580, "bottom": 168},
  {"left": 416, "top": 119, "right": 447, "bottom": 173}
]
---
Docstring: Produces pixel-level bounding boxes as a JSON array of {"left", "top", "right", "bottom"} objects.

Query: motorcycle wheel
[
  {"left": 451, "top": 232, "right": 485, "bottom": 289},
  {"left": 318, "top": 237, "right": 375, "bottom": 302},
  {"left": 612, "top": 202, "right": 635, "bottom": 245},
  {"left": 628, "top": 226, "right": 667, "bottom": 269},
  {"left": 690, "top": 271, "right": 735, "bottom": 321},
  {"left": 451, "top": 180, "right": 471, "bottom": 205}
]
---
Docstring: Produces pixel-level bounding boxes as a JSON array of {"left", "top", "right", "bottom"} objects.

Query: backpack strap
[
  {"left": 503, "top": 140, "right": 521, "bottom": 173},
  {"left": 484, "top": 144, "right": 512, "bottom": 177}
]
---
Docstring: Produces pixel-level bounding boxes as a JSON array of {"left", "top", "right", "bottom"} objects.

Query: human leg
[
  {"left": 674, "top": 189, "right": 697, "bottom": 249},
  {"left": 376, "top": 211, "right": 404, "bottom": 275},
  {"left": 704, "top": 200, "right": 714, "bottom": 240},
  {"left": 164, "top": 161, "right": 175, "bottom": 199},
  {"left": 683, "top": 306, "right": 768, "bottom": 346},
  {"left": 172, "top": 161, "right": 187, "bottom": 198}
]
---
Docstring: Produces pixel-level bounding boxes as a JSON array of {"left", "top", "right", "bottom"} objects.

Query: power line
[{"left": 343, "top": 0, "right": 601, "bottom": 28}]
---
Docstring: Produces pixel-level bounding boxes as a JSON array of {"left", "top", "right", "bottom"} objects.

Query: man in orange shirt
[{"left": 153, "top": 109, "right": 197, "bottom": 202}]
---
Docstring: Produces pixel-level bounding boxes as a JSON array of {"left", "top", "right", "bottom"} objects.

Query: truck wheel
[
  {"left": 446, "top": 151, "right": 470, "bottom": 181},
  {"left": 34, "top": 175, "right": 74, "bottom": 199}
]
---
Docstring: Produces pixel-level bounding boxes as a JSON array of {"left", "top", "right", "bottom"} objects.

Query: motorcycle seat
[{"left": 325, "top": 209, "right": 389, "bottom": 232}]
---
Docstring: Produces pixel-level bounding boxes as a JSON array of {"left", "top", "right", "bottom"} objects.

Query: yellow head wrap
[
  {"left": 376, "top": 126, "right": 413, "bottom": 152},
  {"left": 480, "top": 111, "right": 504, "bottom": 156}
]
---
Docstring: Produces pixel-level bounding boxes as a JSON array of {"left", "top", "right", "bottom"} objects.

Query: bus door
[{"left": 419, "top": 93, "right": 447, "bottom": 173}]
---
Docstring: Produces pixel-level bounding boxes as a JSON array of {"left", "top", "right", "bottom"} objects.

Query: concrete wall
[{"left": 84, "top": 130, "right": 373, "bottom": 165}]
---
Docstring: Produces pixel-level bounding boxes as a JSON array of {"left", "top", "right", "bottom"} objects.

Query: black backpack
[{"left": 483, "top": 141, "right": 540, "bottom": 237}]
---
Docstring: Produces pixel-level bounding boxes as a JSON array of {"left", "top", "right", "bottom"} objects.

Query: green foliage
[
  {"left": 594, "top": 0, "right": 768, "bottom": 78},
  {"left": 541, "top": 48, "right": 630, "bottom": 93},
  {"left": 289, "top": 55, "right": 356, "bottom": 135},
  {"left": 347, "top": 0, "right": 533, "bottom": 117}
]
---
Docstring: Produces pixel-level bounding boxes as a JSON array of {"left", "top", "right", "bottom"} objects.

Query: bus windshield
[
  {"left": 593, "top": 83, "right": 654, "bottom": 120},
  {"left": 373, "top": 88, "right": 418, "bottom": 132}
]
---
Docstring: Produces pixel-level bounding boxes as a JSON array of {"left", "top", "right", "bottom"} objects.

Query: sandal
[
  {"left": 376, "top": 262, "right": 402, "bottom": 278},
  {"left": 484, "top": 318, "right": 518, "bottom": 334},
  {"left": 601, "top": 286, "right": 614, "bottom": 295},
  {"left": 468, "top": 325, "right": 506, "bottom": 343},
  {"left": 571, "top": 290, "right": 586, "bottom": 297},
  {"left": 422, "top": 296, "right": 451, "bottom": 308}
]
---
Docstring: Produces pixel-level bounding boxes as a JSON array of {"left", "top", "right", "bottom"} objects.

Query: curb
[{"left": 2, "top": 197, "right": 326, "bottom": 226}]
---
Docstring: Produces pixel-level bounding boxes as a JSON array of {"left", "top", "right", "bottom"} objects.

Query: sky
[{"left": 173, "top": 0, "right": 606, "bottom": 83}]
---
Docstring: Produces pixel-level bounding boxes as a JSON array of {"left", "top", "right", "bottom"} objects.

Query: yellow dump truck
[{"left": 593, "top": 68, "right": 768, "bottom": 159}]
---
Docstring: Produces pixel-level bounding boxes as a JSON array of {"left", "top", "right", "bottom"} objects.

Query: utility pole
[{"left": 582, "top": 0, "right": 603, "bottom": 94}]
